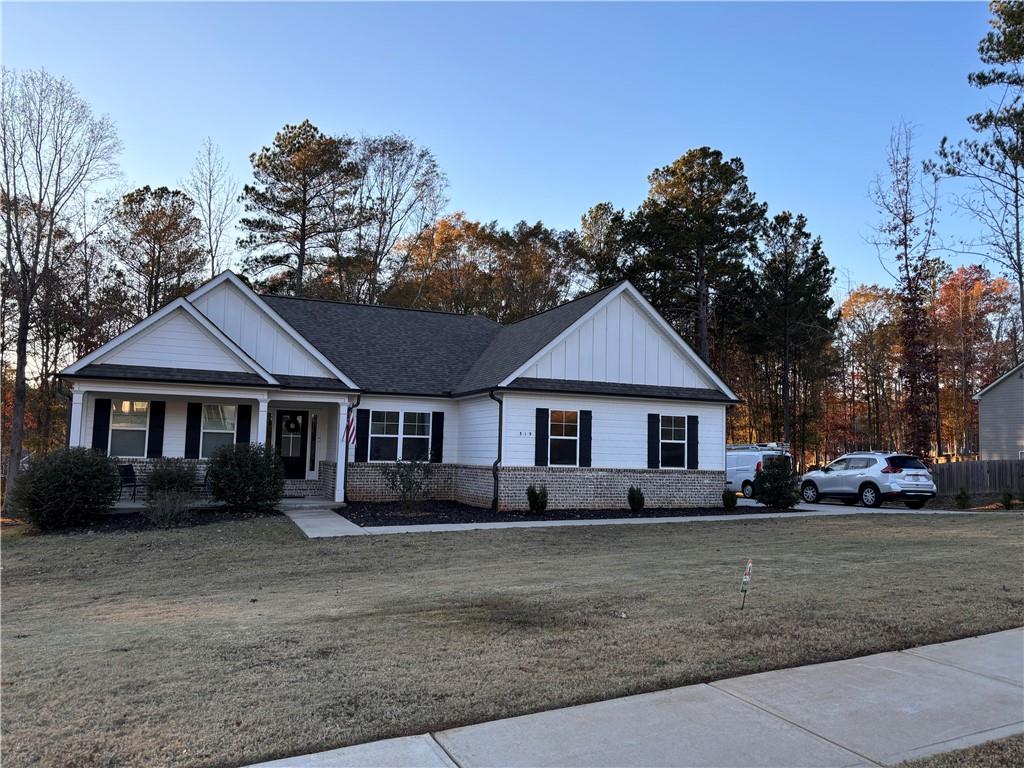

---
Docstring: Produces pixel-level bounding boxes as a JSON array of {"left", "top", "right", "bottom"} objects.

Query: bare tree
[
  {"left": 184, "top": 137, "right": 238, "bottom": 278},
  {"left": 1, "top": 68, "right": 120, "bottom": 494}
]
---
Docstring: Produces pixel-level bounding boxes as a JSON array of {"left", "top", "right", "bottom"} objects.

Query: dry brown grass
[
  {"left": 2, "top": 512, "right": 1022, "bottom": 767},
  {"left": 899, "top": 735, "right": 1024, "bottom": 767}
]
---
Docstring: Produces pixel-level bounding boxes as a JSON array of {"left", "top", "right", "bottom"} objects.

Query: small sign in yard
[{"left": 740, "top": 559, "right": 753, "bottom": 609}]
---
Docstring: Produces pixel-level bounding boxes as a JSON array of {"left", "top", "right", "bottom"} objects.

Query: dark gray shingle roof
[
  {"left": 506, "top": 377, "right": 737, "bottom": 402},
  {"left": 65, "top": 364, "right": 269, "bottom": 387}
]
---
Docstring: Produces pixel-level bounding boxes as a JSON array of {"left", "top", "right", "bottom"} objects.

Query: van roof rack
[{"left": 727, "top": 442, "right": 789, "bottom": 452}]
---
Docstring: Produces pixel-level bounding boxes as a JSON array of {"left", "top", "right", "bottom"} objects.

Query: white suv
[{"left": 800, "top": 452, "right": 936, "bottom": 508}]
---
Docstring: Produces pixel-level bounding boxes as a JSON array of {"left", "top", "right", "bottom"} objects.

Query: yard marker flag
[{"left": 345, "top": 411, "right": 357, "bottom": 444}]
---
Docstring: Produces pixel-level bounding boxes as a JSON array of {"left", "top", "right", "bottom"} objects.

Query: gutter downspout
[
  {"left": 343, "top": 393, "right": 361, "bottom": 503},
  {"left": 489, "top": 389, "right": 503, "bottom": 510}
]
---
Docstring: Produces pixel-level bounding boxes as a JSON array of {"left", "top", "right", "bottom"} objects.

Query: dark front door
[{"left": 275, "top": 410, "right": 308, "bottom": 480}]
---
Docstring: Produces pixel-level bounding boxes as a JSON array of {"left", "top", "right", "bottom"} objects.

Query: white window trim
[
  {"left": 368, "top": 409, "right": 432, "bottom": 463},
  {"left": 108, "top": 400, "right": 150, "bottom": 459},
  {"left": 201, "top": 403, "right": 238, "bottom": 459},
  {"left": 549, "top": 409, "right": 579, "bottom": 467},
  {"left": 660, "top": 415, "right": 687, "bottom": 470}
]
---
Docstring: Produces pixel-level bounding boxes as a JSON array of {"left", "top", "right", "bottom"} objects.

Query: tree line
[{"left": 3, "top": 2, "right": 1022, "bottom": 491}]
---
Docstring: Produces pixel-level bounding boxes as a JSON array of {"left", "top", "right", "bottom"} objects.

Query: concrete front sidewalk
[{"left": 249, "top": 628, "right": 1023, "bottom": 768}]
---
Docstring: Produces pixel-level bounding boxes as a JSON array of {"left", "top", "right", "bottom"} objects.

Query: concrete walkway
[
  {"left": 281, "top": 498, "right": 976, "bottom": 539},
  {"left": 249, "top": 629, "right": 1023, "bottom": 768}
]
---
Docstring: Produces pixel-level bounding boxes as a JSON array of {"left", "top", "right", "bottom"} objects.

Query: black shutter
[
  {"left": 687, "top": 414, "right": 699, "bottom": 469},
  {"left": 647, "top": 413, "right": 660, "bottom": 469},
  {"left": 91, "top": 398, "right": 111, "bottom": 454},
  {"left": 430, "top": 411, "right": 445, "bottom": 463},
  {"left": 534, "top": 408, "right": 549, "bottom": 466},
  {"left": 236, "top": 404, "right": 252, "bottom": 444},
  {"left": 146, "top": 401, "right": 165, "bottom": 458},
  {"left": 354, "top": 408, "right": 370, "bottom": 463},
  {"left": 184, "top": 402, "right": 202, "bottom": 459},
  {"left": 579, "top": 410, "right": 592, "bottom": 468}
]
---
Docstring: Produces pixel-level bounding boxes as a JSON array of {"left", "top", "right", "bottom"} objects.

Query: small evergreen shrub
[
  {"left": 1000, "top": 490, "right": 1015, "bottom": 510},
  {"left": 8, "top": 448, "right": 120, "bottom": 530},
  {"left": 722, "top": 489, "right": 738, "bottom": 511},
  {"left": 143, "top": 491, "right": 193, "bottom": 528},
  {"left": 955, "top": 487, "right": 972, "bottom": 509},
  {"left": 208, "top": 443, "right": 283, "bottom": 514},
  {"left": 145, "top": 458, "right": 195, "bottom": 500},
  {"left": 381, "top": 460, "right": 433, "bottom": 510},
  {"left": 752, "top": 456, "right": 799, "bottom": 510},
  {"left": 526, "top": 484, "right": 548, "bottom": 514},
  {"left": 627, "top": 485, "right": 645, "bottom": 513}
]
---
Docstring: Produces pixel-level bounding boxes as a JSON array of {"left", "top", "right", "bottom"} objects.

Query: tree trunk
[
  {"left": 695, "top": 277, "right": 709, "bottom": 361},
  {"left": 6, "top": 306, "right": 31, "bottom": 498}
]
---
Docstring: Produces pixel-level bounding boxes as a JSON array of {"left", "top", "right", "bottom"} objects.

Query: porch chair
[{"left": 118, "top": 464, "right": 140, "bottom": 502}]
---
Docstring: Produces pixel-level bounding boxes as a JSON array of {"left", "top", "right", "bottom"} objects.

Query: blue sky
[{"left": 3, "top": 2, "right": 994, "bottom": 291}]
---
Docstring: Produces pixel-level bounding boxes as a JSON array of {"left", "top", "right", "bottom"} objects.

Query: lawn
[{"left": 2, "top": 512, "right": 1022, "bottom": 768}]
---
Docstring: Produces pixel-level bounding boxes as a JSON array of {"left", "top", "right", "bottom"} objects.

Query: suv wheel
[
  {"left": 860, "top": 483, "right": 882, "bottom": 508},
  {"left": 801, "top": 482, "right": 819, "bottom": 503},
  {"left": 741, "top": 481, "right": 754, "bottom": 498}
]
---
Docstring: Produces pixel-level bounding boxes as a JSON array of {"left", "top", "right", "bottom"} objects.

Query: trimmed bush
[
  {"left": 526, "top": 484, "right": 548, "bottom": 514},
  {"left": 627, "top": 485, "right": 645, "bottom": 512},
  {"left": 722, "top": 489, "right": 738, "bottom": 511},
  {"left": 381, "top": 460, "right": 433, "bottom": 510},
  {"left": 143, "top": 491, "right": 193, "bottom": 528},
  {"left": 145, "top": 458, "right": 195, "bottom": 500},
  {"left": 955, "top": 487, "right": 972, "bottom": 509},
  {"left": 8, "top": 448, "right": 120, "bottom": 530},
  {"left": 208, "top": 443, "right": 283, "bottom": 514},
  {"left": 752, "top": 456, "right": 799, "bottom": 510}
]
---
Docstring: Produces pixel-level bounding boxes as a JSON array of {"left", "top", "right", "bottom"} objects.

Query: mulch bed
[
  {"left": 339, "top": 499, "right": 772, "bottom": 527},
  {"left": 13, "top": 508, "right": 281, "bottom": 535}
]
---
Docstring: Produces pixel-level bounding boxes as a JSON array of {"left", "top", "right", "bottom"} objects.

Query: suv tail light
[
  {"left": 881, "top": 465, "right": 902, "bottom": 474},
  {"left": 756, "top": 460, "right": 763, "bottom": 473}
]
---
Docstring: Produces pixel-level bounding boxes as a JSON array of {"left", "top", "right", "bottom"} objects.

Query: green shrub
[
  {"left": 208, "top": 443, "right": 283, "bottom": 514},
  {"left": 145, "top": 458, "right": 195, "bottom": 500},
  {"left": 722, "top": 489, "right": 738, "bottom": 511},
  {"left": 752, "top": 456, "right": 799, "bottom": 510},
  {"left": 8, "top": 448, "right": 120, "bottom": 530},
  {"left": 955, "top": 487, "right": 972, "bottom": 509},
  {"left": 1000, "top": 490, "right": 1015, "bottom": 510},
  {"left": 627, "top": 485, "right": 645, "bottom": 512},
  {"left": 526, "top": 484, "right": 548, "bottom": 514},
  {"left": 143, "top": 490, "right": 193, "bottom": 528},
  {"left": 381, "top": 459, "right": 433, "bottom": 510}
]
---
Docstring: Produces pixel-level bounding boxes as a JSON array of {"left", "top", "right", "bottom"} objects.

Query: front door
[{"left": 275, "top": 410, "right": 308, "bottom": 480}]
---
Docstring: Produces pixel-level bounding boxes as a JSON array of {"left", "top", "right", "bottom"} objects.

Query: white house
[
  {"left": 973, "top": 361, "right": 1024, "bottom": 461},
  {"left": 60, "top": 272, "right": 738, "bottom": 510}
]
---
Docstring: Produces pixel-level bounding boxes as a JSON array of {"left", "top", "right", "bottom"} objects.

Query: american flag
[{"left": 345, "top": 411, "right": 357, "bottom": 444}]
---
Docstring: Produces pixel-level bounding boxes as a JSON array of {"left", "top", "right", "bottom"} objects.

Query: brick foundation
[
  {"left": 343, "top": 461, "right": 723, "bottom": 510},
  {"left": 114, "top": 457, "right": 212, "bottom": 500}
]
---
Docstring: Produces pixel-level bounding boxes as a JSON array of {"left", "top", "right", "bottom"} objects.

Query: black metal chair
[
  {"left": 192, "top": 466, "right": 209, "bottom": 496},
  {"left": 118, "top": 464, "right": 140, "bottom": 502}
]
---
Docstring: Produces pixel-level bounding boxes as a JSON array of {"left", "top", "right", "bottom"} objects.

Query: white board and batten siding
[
  {"left": 191, "top": 280, "right": 334, "bottom": 378},
  {"left": 501, "top": 392, "right": 726, "bottom": 471},
  {"left": 519, "top": 291, "right": 715, "bottom": 389},
  {"left": 99, "top": 310, "right": 249, "bottom": 372},
  {"left": 356, "top": 395, "right": 461, "bottom": 464}
]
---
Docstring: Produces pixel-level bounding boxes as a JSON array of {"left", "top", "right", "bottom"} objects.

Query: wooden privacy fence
[{"left": 931, "top": 460, "right": 1024, "bottom": 495}]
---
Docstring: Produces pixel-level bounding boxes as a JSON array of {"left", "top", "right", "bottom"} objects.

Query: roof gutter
[{"left": 488, "top": 389, "right": 503, "bottom": 511}]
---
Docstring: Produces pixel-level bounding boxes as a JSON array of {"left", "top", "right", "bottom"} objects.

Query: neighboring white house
[
  {"left": 60, "top": 272, "right": 738, "bottom": 509},
  {"left": 973, "top": 361, "right": 1024, "bottom": 461}
]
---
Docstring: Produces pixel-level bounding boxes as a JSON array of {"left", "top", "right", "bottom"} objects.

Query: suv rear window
[{"left": 887, "top": 455, "right": 927, "bottom": 470}]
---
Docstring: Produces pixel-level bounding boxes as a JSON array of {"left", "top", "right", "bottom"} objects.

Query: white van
[{"left": 726, "top": 444, "right": 791, "bottom": 497}]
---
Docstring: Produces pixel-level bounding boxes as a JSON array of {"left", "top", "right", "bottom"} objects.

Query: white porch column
[
  {"left": 334, "top": 401, "right": 347, "bottom": 503},
  {"left": 256, "top": 396, "right": 269, "bottom": 445},
  {"left": 68, "top": 387, "right": 85, "bottom": 447}
]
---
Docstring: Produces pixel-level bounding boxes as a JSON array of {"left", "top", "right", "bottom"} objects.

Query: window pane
[
  {"left": 371, "top": 411, "right": 400, "bottom": 435},
  {"left": 402, "top": 437, "right": 429, "bottom": 461},
  {"left": 203, "top": 404, "right": 236, "bottom": 432},
  {"left": 370, "top": 436, "right": 398, "bottom": 461},
  {"left": 550, "top": 437, "right": 577, "bottom": 466},
  {"left": 551, "top": 410, "right": 578, "bottom": 437},
  {"left": 403, "top": 412, "right": 431, "bottom": 436},
  {"left": 661, "top": 442, "right": 686, "bottom": 468},
  {"left": 661, "top": 415, "right": 685, "bottom": 441},
  {"left": 827, "top": 459, "right": 848, "bottom": 471},
  {"left": 110, "top": 429, "right": 146, "bottom": 457},
  {"left": 111, "top": 400, "right": 148, "bottom": 428},
  {"left": 202, "top": 431, "right": 235, "bottom": 459}
]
